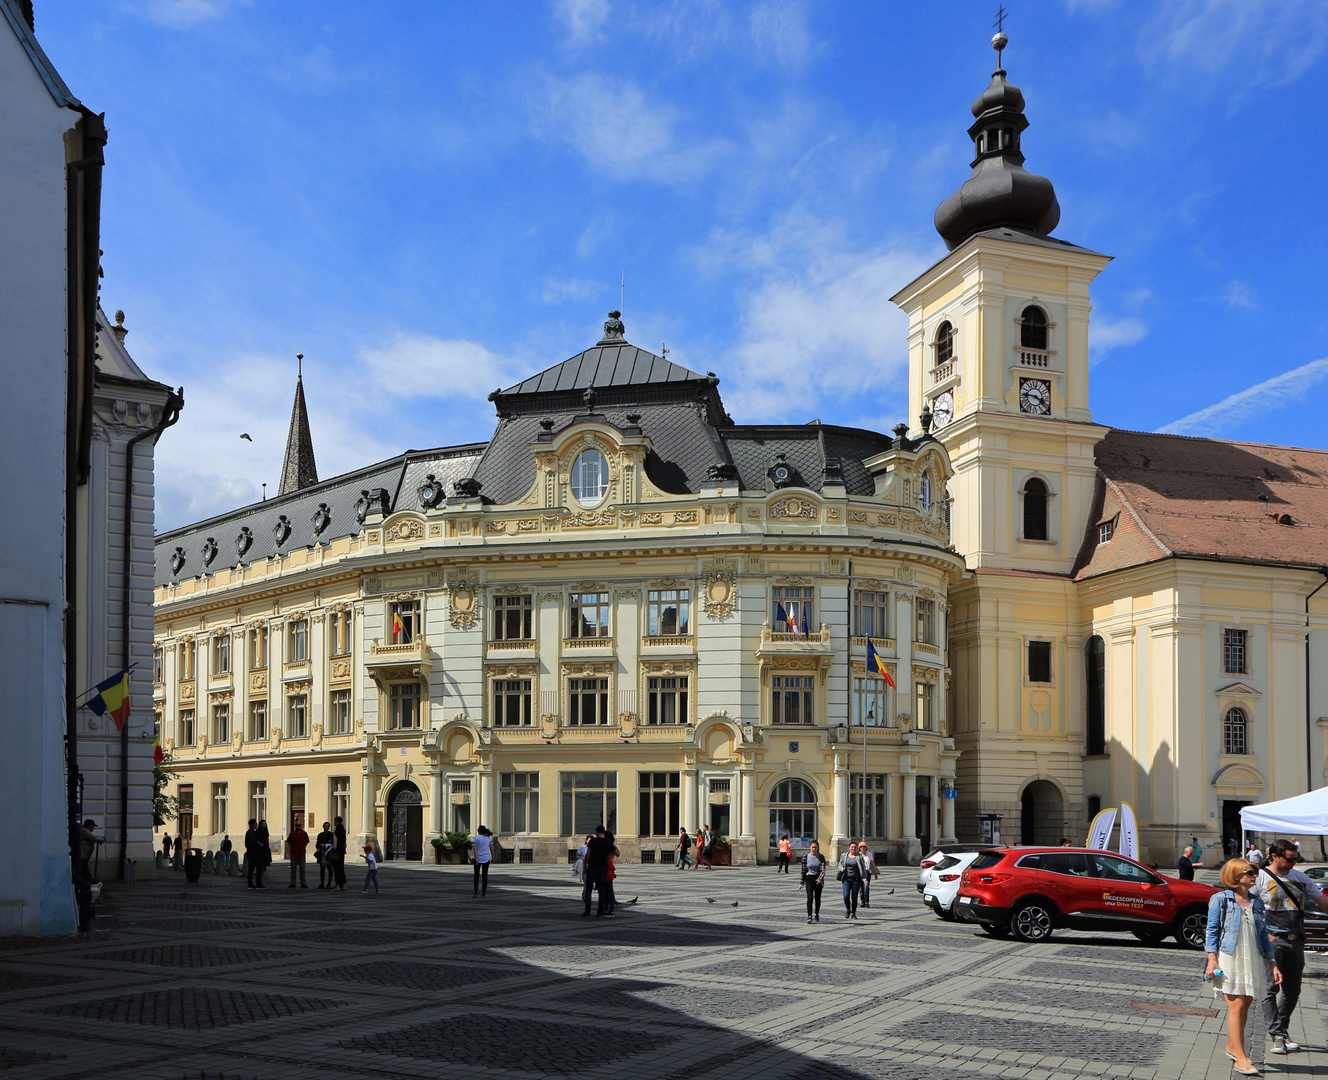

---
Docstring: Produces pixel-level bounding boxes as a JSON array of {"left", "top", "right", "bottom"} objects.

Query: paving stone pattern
[{"left": 3, "top": 862, "right": 1328, "bottom": 1079}]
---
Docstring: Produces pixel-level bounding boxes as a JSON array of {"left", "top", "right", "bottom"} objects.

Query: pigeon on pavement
[
  {"left": 628, "top": 897, "right": 638, "bottom": 904},
  {"left": 887, "top": 889, "right": 895, "bottom": 895},
  {"left": 706, "top": 898, "right": 716, "bottom": 903},
  {"left": 730, "top": 902, "right": 739, "bottom": 907}
]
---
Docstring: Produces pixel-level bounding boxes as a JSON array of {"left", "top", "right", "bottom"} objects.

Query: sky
[{"left": 31, "top": 0, "right": 1328, "bottom": 531}]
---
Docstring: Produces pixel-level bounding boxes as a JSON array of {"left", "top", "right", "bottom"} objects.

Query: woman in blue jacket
[{"left": 1205, "top": 858, "right": 1281, "bottom": 1076}]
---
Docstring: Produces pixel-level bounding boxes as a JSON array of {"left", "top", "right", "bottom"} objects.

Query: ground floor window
[
  {"left": 501, "top": 772, "right": 540, "bottom": 834},
  {"left": 638, "top": 772, "right": 680, "bottom": 837},
  {"left": 768, "top": 778, "right": 817, "bottom": 850},
  {"left": 560, "top": 771, "right": 616, "bottom": 836},
  {"left": 211, "top": 782, "right": 227, "bottom": 835},
  {"left": 178, "top": 784, "right": 194, "bottom": 845},
  {"left": 249, "top": 780, "right": 267, "bottom": 824},
  {"left": 329, "top": 776, "right": 349, "bottom": 824},
  {"left": 848, "top": 774, "right": 888, "bottom": 839}
]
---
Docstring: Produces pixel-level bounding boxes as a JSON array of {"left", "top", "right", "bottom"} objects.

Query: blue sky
[{"left": 35, "top": 0, "right": 1328, "bottom": 530}]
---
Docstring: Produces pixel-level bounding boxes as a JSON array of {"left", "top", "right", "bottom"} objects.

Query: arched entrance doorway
[
  {"left": 1020, "top": 780, "right": 1063, "bottom": 846},
  {"left": 386, "top": 780, "right": 423, "bottom": 861},
  {"left": 768, "top": 778, "right": 817, "bottom": 856}
]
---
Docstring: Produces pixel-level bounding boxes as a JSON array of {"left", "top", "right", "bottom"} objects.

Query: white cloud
[
  {"left": 133, "top": 0, "right": 249, "bottom": 29},
  {"left": 700, "top": 213, "right": 933, "bottom": 421},
  {"left": 535, "top": 73, "right": 732, "bottom": 183},
  {"left": 1159, "top": 356, "right": 1328, "bottom": 436},
  {"left": 747, "top": 1, "right": 815, "bottom": 69},
  {"left": 1221, "top": 279, "right": 1255, "bottom": 309},
  {"left": 639, "top": 0, "right": 817, "bottom": 70},
  {"left": 360, "top": 333, "right": 525, "bottom": 402},
  {"left": 541, "top": 277, "right": 603, "bottom": 304},
  {"left": 554, "top": 0, "right": 610, "bottom": 44},
  {"left": 1089, "top": 315, "right": 1148, "bottom": 365}
]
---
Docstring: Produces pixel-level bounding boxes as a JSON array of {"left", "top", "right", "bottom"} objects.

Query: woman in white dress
[{"left": 1205, "top": 858, "right": 1281, "bottom": 1076}]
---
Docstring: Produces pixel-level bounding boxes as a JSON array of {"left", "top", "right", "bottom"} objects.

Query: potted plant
[
  {"left": 709, "top": 830, "right": 732, "bottom": 867},
  {"left": 429, "top": 837, "right": 448, "bottom": 864},
  {"left": 442, "top": 831, "right": 472, "bottom": 865}
]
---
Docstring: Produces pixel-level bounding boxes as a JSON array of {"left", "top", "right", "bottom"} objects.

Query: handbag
[{"left": 836, "top": 869, "right": 845, "bottom": 881}]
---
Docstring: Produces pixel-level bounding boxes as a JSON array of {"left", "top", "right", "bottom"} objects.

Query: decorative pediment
[
  {"left": 1211, "top": 763, "right": 1266, "bottom": 788},
  {"left": 384, "top": 515, "right": 426, "bottom": 543},
  {"left": 1216, "top": 682, "right": 1262, "bottom": 698}
]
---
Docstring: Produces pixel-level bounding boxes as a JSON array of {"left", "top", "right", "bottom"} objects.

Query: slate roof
[
  {"left": 155, "top": 444, "right": 484, "bottom": 587},
  {"left": 278, "top": 376, "right": 318, "bottom": 495},
  {"left": 501, "top": 343, "right": 704, "bottom": 395},
  {"left": 1073, "top": 429, "right": 1328, "bottom": 579},
  {"left": 1, "top": 0, "right": 80, "bottom": 109}
]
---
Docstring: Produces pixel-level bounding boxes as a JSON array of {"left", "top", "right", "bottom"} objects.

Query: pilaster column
[
  {"left": 479, "top": 765, "right": 496, "bottom": 832},
  {"left": 360, "top": 770, "right": 376, "bottom": 840},
  {"left": 884, "top": 773, "right": 896, "bottom": 840},
  {"left": 940, "top": 782, "right": 957, "bottom": 844},
  {"left": 832, "top": 757, "right": 849, "bottom": 855},
  {"left": 682, "top": 768, "right": 697, "bottom": 836},
  {"left": 739, "top": 768, "right": 755, "bottom": 839},
  {"left": 428, "top": 768, "right": 444, "bottom": 838},
  {"left": 900, "top": 772, "right": 917, "bottom": 840}
]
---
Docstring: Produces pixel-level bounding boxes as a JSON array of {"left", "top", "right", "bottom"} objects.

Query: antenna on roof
[
  {"left": 261, "top": 482, "right": 267, "bottom": 501},
  {"left": 621, "top": 270, "right": 625, "bottom": 316},
  {"left": 662, "top": 342, "right": 669, "bottom": 358},
  {"left": 297, "top": 352, "right": 303, "bottom": 379}
]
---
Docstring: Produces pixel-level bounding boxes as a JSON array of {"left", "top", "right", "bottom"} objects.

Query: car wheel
[
  {"left": 979, "top": 922, "right": 1010, "bottom": 937},
  {"left": 1174, "top": 907, "right": 1208, "bottom": 950},
  {"left": 937, "top": 906, "right": 957, "bottom": 922},
  {"left": 1010, "top": 901, "right": 1055, "bottom": 943},
  {"left": 1131, "top": 930, "right": 1169, "bottom": 945}
]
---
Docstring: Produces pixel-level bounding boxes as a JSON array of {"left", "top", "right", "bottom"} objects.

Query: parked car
[
  {"left": 921, "top": 850, "right": 984, "bottom": 920},
  {"left": 953, "top": 847, "right": 1216, "bottom": 947},
  {"left": 1268, "top": 862, "right": 1328, "bottom": 951},
  {"left": 917, "top": 845, "right": 989, "bottom": 893}
]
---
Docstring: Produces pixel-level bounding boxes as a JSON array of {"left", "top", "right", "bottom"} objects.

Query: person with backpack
[
  {"left": 1205, "top": 858, "right": 1280, "bottom": 1075},
  {"left": 675, "top": 828, "right": 692, "bottom": 870},
  {"left": 798, "top": 840, "right": 826, "bottom": 923},
  {"left": 777, "top": 834, "right": 792, "bottom": 874},
  {"left": 1254, "top": 840, "right": 1328, "bottom": 1055}
]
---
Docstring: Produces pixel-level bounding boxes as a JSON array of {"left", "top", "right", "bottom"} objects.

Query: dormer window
[
  {"left": 570, "top": 449, "right": 608, "bottom": 506},
  {"left": 933, "top": 321, "right": 954, "bottom": 366},
  {"left": 1020, "top": 306, "right": 1048, "bottom": 350}
]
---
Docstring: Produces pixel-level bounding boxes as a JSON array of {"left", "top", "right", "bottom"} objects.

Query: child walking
[{"left": 362, "top": 845, "right": 379, "bottom": 892}]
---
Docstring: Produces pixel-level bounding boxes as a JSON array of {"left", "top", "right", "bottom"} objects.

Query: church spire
[
  {"left": 278, "top": 353, "right": 318, "bottom": 496},
  {"left": 933, "top": 23, "right": 1061, "bottom": 250}
]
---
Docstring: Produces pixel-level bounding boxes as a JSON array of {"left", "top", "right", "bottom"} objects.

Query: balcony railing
[
  {"left": 1016, "top": 348, "right": 1050, "bottom": 368},
  {"left": 642, "top": 634, "right": 694, "bottom": 649},
  {"left": 367, "top": 636, "right": 431, "bottom": 669},
  {"left": 931, "top": 360, "right": 954, "bottom": 384},
  {"left": 563, "top": 637, "right": 612, "bottom": 650},
  {"left": 488, "top": 639, "right": 536, "bottom": 651}
]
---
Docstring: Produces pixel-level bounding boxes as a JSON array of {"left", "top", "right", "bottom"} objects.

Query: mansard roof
[
  {"left": 1073, "top": 429, "right": 1328, "bottom": 579},
  {"left": 501, "top": 342, "right": 704, "bottom": 395}
]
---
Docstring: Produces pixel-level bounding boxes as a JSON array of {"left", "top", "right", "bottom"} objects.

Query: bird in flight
[{"left": 240, "top": 433, "right": 252, "bottom": 441}]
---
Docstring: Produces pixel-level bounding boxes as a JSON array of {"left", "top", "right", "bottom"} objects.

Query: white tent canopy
[{"left": 1240, "top": 787, "right": 1328, "bottom": 835}]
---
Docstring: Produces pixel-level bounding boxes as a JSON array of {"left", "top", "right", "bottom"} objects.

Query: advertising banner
[
  {"left": 1118, "top": 802, "right": 1139, "bottom": 861},
  {"left": 1086, "top": 807, "right": 1117, "bottom": 851}
]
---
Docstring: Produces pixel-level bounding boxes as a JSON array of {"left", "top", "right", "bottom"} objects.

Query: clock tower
[{"left": 890, "top": 28, "right": 1111, "bottom": 844}]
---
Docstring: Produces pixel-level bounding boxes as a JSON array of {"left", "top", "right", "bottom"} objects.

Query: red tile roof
[{"left": 1073, "top": 430, "right": 1328, "bottom": 579}]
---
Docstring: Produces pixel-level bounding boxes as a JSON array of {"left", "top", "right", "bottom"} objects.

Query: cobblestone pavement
[{"left": 3, "top": 862, "right": 1328, "bottom": 1079}]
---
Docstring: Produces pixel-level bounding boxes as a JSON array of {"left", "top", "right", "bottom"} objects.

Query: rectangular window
[
  {"left": 211, "top": 782, "right": 227, "bottom": 835},
  {"left": 646, "top": 675, "right": 689, "bottom": 725},
  {"left": 179, "top": 640, "right": 195, "bottom": 681},
  {"left": 772, "top": 586, "right": 814, "bottom": 634},
  {"left": 211, "top": 702, "right": 230, "bottom": 744},
  {"left": 493, "top": 679, "right": 533, "bottom": 726},
  {"left": 248, "top": 699, "right": 267, "bottom": 741},
  {"left": 1099, "top": 520, "right": 1115, "bottom": 544},
  {"left": 915, "top": 599, "right": 936, "bottom": 645},
  {"left": 914, "top": 682, "right": 935, "bottom": 731},
  {"left": 178, "top": 784, "right": 194, "bottom": 843},
  {"left": 569, "top": 592, "right": 610, "bottom": 638},
  {"left": 853, "top": 590, "right": 891, "bottom": 639},
  {"left": 852, "top": 675, "right": 892, "bottom": 726},
  {"left": 178, "top": 708, "right": 195, "bottom": 746},
  {"left": 492, "top": 595, "right": 534, "bottom": 641},
  {"left": 1028, "top": 640, "right": 1052, "bottom": 683},
  {"left": 568, "top": 677, "right": 610, "bottom": 726},
  {"left": 249, "top": 626, "right": 268, "bottom": 670},
  {"left": 500, "top": 772, "right": 540, "bottom": 835},
  {"left": 329, "top": 610, "right": 352, "bottom": 657},
  {"left": 559, "top": 771, "right": 617, "bottom": 836},
  {"left": 647, "top": 589, "right": 690, "bottom": 636},
  {"left": 153, "top": 646, "right": 163, "bottom": 683},
  {"left": 288, "top": 619, "right": 309, "bottom": 662},
  {"left": 330, "top": 776, "right": 350, "bottom": 824},
  {"left": 389, "top": 601, "right": 420, "bottom": 645},
  {"left": 638, "top": 771, "right": 680, "bottom": 837},
  {"left": 249, "top": 780, "right": 267, "bottom": 824},
  {"left": 288, "top": 783, "right": 306, "bottom": 830},
  {"left": 328, "top": 689, "right": 351, "bottom": 734},
  {"left": 772, "top": 675, "right": 815, "bottom": 724},
  {"left": 1223, "top": 629, "right": 1248, "bottom": 675},
  {"left": 848, "top": 774, "right": 888, "bottom": 839},
  {"left": 213, "top": 634, "right": 231, "bottom": 675},
  {"left": 288, "top": 694, "right": 308, "bottom": 738},
  {"left": 389, "top": 682, "right": 421, "bottom": 730}
]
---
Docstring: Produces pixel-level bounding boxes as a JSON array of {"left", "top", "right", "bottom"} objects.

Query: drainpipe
[
  {"left": 1306, "top": 570, "right": 1328, "bottom": 861},
  {"left": 65, "top": 114, "right": 106, "bottom": 930},
  {"left": 118, "top": 388, "right": 183, "bottom": 877}
]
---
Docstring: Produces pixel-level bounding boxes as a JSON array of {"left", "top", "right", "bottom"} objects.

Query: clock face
[
  {"left": 1019, "top": 378, "right": 1051, "bottom": 415},
  {"left": 931, "top": 391, "right": 954, "bottom": 430},
  {"left": 773, "top": 466, "right": 790, "bottom": 482}
]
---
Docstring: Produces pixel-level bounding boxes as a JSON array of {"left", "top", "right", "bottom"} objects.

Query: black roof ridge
[
  {"left": 724, "top": 422, "right": 894, "bottom": 442},
  {"left": 157, "top": 441, "right": 488, "bottom": 541}
]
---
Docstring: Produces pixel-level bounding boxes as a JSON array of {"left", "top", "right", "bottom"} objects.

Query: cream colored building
[{"left": 153, "top": 315, "right": 964, "bottom": 866}]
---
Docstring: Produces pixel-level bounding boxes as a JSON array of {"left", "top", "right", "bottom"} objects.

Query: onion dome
[{"left": 934, "top": 31, "right": 1060, "bottom": 251}]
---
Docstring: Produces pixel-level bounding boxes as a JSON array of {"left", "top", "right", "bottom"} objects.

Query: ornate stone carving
[
  {"left": 565, "top": 510, "right": 616, "bottom": 528},
  {"left": 563, "top": 661, "right": 613, "bottom": 678},
  {"left": 671, "top": 510, "right": 697, "bottom": 524},
  {"left": 330, "top": 661, "right": 351, "bottom": 682},
  {"left": 179, "top": 682, "right": 196, "bottom": 702},
  {"left": 616, "top": 589, "right": 640, "bottom": 599},
  {"left": 640, "top": 512, "right": 663, "bottom": 524},
  {"left": 916, "top": 666, "right": 940, "bottom": 685},
  {"left": 428, "top": 524, "right": 442, "bottom": 537},
  {"left": 494, "top": 584, "right": 526, "bottom": 594},
  {"left": 539, "top": 592, "right": 562, "bottom": 602},
  {"left": 541, "top": 515, "right": 560, "bottom": 532},
  {"left": 208, "top": 690, "right": 233, "bottom": 703},
  {"left": 540, "top": 713, "right": 559, "bottom": 738},
  {"left": 250, "top": 672, "right": 267, "bottom": 692},
  {"left": 918, "top": 586, "right": 937, "bottom": 599},
  {"left": 848, "top": 511, "right": 868, "bottom": 523},
  {"left": 619, "top": 712, "right": 637, "bottom": 736},
  {"left": 618, "top": 507, "right": 637, "bottom": 524},
  {"left": 491, "top": 664, "right": 537, "bottom": 679},
  {"left": 701, "top": 568, "right": 737, "bottom": 620},
  {"left": 231, "top": 727, "right": 243, "bottom": 750},
  {"left": 769, "top": 497, "right": 818, "bottom": 519},
  {"left": 387, "top": 518, "right": 425, "bottom": 542},
  {"left": 311, "top": 723, "right": 323, "bottom": 748},
  {"left": 897, "top": 712, "right": 913, "bottom": 730},
  {"left": 517, "top": 519, "right": 538, "bottom": 531},
  {"left": 486, "top": 520, "right": 509, "bottom": 533},
  {"left": 878, "top": 513, "right": 896, "bottom": 526},
  {"left": 448, "top": 583, "right": 479, "bottom": 630}
]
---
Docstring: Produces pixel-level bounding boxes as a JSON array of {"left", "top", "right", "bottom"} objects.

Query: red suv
[{"left": 954, "top": 847, "right": 1215, "bottom": 948}]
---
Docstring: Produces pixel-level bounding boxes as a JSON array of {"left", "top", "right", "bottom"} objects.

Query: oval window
[{"left": 570, "top": 449, "right": 609, "bottom": 506}]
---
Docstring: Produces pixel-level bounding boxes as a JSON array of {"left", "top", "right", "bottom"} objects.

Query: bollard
[
  {"left": 155, "top": 851, "right": 164, "bottom": 870},
  {"left": 203, "top": 851, "right": 214, "bottom": 874}
]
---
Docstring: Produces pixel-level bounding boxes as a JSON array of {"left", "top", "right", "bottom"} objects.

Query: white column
[
  {"left": 360, "top": 770, "right": 376, "bottom": 842},
  {"left": 682, "top": 768, "right": 697, "bottom": 836},
  {"left": 429, "top": 769, "right": 444, "bottom": 838},
  {"left": 739, "top": 768, "right": 755, "bottom": 839},
  {"left": 884, "top": 773, "right": 896, "bottom": 840},
  {"left": 900, "top": 770, "right": 916, "bottom": 840},
  {"left": 832, "top": 762, "right": 848, "bottom": 854},
  {"left": 940, "top": 783, "right": 957, "bottom": 844},
  {"left": 480, "top": 768, "right": 497, "bottom": 832}
]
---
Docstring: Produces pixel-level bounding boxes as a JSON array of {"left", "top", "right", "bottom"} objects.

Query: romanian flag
[
  {"left": 865, "top": 640, "right": 896, "bottom": 688},
  {"left": 153, "top": 720, "right": 164, "bottom": 764},
  {"left": 392, "top": 610, "right": 405, "bottom": 640},
  {"left": 87, "top": 669, "right": 132, "bottom": 730}
]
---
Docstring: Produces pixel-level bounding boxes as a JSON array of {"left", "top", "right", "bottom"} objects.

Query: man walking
[
  {"left": 582, "top": 826, "right": 612, "bottom": 917},
  {"left": 315, "top": 822, "right": 335, "bottom": 888},
  {"left": 287, "top": 819, "right": 310, "bottom": 888},
  {"left": 331, "top": 815, "right": 348, "bottom": 891},
  {"left": 1177, "top": 844, "right": 1203, "bottom": 881},
  {"left": 244, "top": 818, "right": 265, "bottom": 890},
  {"left": 858, "top": 840, "right": 878, "bottom": 906},
  {"left": 1255, "top": 839, "right": 1328, "bottom": 1054}
]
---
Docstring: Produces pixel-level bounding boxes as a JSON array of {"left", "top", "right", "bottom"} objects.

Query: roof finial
[
  {"left": 111, "top": 309, "right": 128, "bottom": 343},
  {"left": 297, "top": 352, "right": 303, "bottom": 379},
  {"left": 992, "top": 5, "right": 1008, "bottom": 70}
]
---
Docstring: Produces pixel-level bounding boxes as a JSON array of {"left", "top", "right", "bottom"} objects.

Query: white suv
[{"left": 920, "top": 850, "right": 984, "bottom": 920}]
